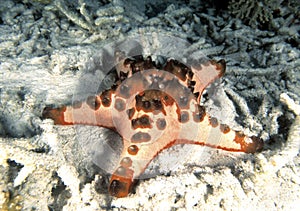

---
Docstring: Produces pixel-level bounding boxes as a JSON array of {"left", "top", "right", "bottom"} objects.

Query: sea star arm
[
  {"left": 108, "top": 136, "right": 177, "bottom": 198},
  {"left": 192, "top": 59, "right": 226, "bottom": 95},
  {"left": 42, "top": 93, "right": 114, "bottom": 128},
  {"left": 163, "top": 59, "right": 226, "bottom": 103},
  {"left": 108, "top": 102, "right": 181, "bottom": 197},
  {"left": 175, "top": 103, "right": 264, "bottom": 153}
]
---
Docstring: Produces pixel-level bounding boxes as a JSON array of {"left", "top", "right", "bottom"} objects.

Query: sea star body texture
[{"left": 43, "top": 55, "right": 263, "bottom": 197}]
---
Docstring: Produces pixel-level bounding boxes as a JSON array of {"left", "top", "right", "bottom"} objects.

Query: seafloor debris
[{"left": 228, "top": 0, "right": 300, "bottom": 29}]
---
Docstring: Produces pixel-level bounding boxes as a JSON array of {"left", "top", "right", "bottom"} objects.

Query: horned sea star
[{"left": 42, "top": 54, "right": 263, "bottom": 197}]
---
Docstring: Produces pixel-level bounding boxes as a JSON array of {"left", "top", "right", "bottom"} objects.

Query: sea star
[{"left": 42, "top": 54, "right": 263, "bottom": 197}]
